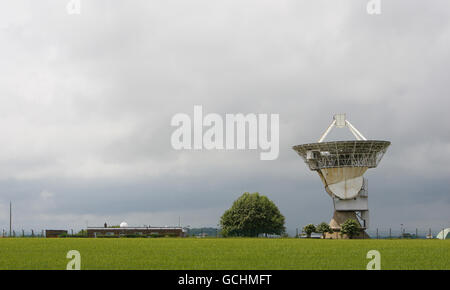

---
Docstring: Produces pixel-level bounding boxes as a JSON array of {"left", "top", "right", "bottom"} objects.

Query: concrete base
[
  {"left": 325, "top": 211, "right": 369, "bottom": 239},
  {"left": 324, "top": 230, "right": 370, "bottom": 239}
]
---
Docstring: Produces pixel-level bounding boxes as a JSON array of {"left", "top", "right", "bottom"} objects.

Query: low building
[
  {"left": 299, "top": 233, "right": 322, "bottom": 239},
  {"left": 86, "top": 226, "right": 185, "bottom": 238}
]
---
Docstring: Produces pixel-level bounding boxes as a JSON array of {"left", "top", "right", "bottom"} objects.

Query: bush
[
  {"left": 316, "top": 222, "right": 333, "bottom": 239},
  {"left": 58, "top": 233, "right": 89, "bottom": 238},
  {"left": 340, "top": 219, "right": 361, "bottom": 239},
  {"left": 96, "top": 235, "right": 119, "bottom": 238},
  {"left": 149, "top": 233, "right": 163, "bottom": 238},
  {"left": 120, "top": 234, "right": 140, "bottom": 238},
  {"left": 303, "top": 224, "right": 316, "bottom": 238}
]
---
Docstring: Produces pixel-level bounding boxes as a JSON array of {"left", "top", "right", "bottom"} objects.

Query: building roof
[{"left": 87, "top": 226, "right": 182, "bottom": 230}]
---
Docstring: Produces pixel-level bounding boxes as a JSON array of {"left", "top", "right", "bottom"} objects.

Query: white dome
[
  {"left": 119, "top": 221, "right": 128, "bottom": 228},
  {"left": 437, "top": 228, "right": 450, "bottom": 240}
]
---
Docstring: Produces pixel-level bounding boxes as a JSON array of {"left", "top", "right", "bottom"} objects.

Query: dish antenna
[{"left": 293, "top": 114, "right": 390, "bottom": 238}]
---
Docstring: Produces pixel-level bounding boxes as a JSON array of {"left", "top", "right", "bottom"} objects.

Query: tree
[
  {"left": 303, "top": 224, "right": 316, "bottom": 238},
  {"left": 316, "top": 222, "right": 333, "bottom": 239},
  {"left": 76, "top": 229, "right": 87, "bottom": 236},
  {"left": 220, "top": 192, "right": 285, "bottom": 237},
  {"left": 340, "top": 219, "right": 361, "bottom": 239}
]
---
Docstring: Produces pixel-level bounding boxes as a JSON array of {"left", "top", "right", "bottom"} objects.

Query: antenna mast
[{"left": 9, "top": 201, "right": 12, "bottom": 237}]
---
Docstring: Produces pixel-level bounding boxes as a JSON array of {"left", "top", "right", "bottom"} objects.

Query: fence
[
  {"left": 365, "top": 227, "right": 446, "bottom": 239},
  {"left": 295, "top": 227, "right": 449, "bottom": 239},
  {"left": 1, "top": 228, "right": 448, "bottom": 239},
  {"left": 0, "top": 229, "right": 82, "bottom": 238}
]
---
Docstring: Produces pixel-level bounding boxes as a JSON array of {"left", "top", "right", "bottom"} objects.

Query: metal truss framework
[{"left": 293, "top": 140, "right": 390, "bottom": 171}]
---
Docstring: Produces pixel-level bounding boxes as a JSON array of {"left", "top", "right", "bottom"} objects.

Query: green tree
[
  {"left": 340, "top": 219, "right": 361, "bottom": 239},
  {"left": 220, "top": 192, "right": 285, "bottom": 237},
  {"left": 76, "top": 229, "right": 87, "bottom": 236},
  {"left": 303, "top": 224, "right": 316, "bottom": 238},
  {"left": 316, "top": 222, "right": 333, "bottom": 239}
]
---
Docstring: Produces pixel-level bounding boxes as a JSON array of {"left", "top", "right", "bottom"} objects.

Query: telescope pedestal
[{"left": 325, "top": 211, "right": 370, "bottom": 239}]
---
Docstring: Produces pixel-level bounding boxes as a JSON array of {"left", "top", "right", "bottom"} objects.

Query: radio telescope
[{"left": 293, "top": 114, "right": 390, "bottom": 238}]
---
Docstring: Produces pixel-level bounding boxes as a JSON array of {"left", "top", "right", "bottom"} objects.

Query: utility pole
[{"left": 9, "top": 201, "right": 12, "bottom": 237}]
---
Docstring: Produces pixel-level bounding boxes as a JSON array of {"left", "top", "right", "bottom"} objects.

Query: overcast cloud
[{"left": 0, "top": 0, "right": 449, "bottom": 234}]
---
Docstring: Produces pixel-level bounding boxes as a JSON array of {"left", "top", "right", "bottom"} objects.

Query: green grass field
[{"left": 0, "top": 238, "right": 448, "bottom": 270}]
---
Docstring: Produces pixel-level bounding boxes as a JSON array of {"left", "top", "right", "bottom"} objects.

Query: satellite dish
[
  {"left": 321, "top": 167, "right": 367, "bottom": 199},
  {"left": 119, "top": 221, "right": 128, "bottom": 228},
  {"left": 293, "top": 114, "right": 390, "bottom": 238}
]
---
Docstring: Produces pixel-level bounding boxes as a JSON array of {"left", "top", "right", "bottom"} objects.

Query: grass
[{"left": 0, "top": 238, "right": 448, "bottom": 270}]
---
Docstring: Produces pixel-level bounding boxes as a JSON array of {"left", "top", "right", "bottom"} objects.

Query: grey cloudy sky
[{"left": 0, "top": 0, "right": 449, "bottom": 234}]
